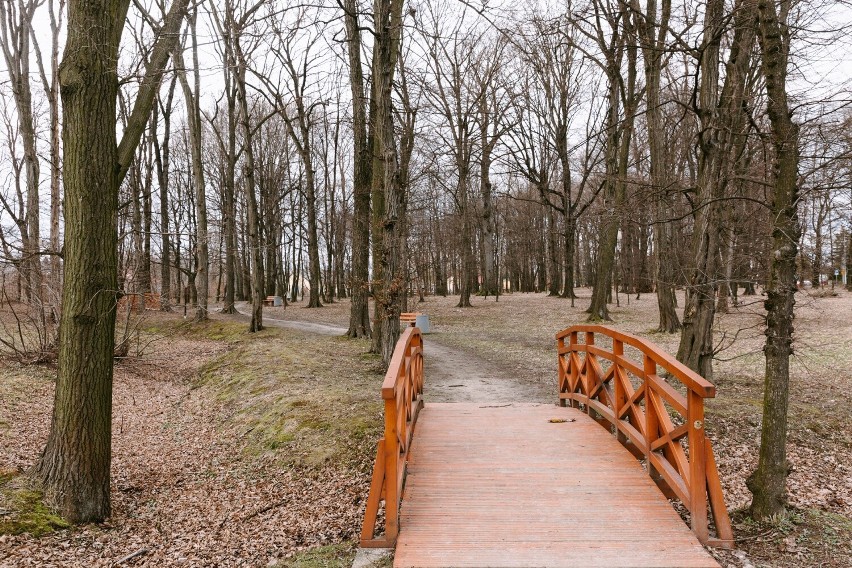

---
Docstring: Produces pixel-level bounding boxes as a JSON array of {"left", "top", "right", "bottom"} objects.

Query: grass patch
[
  {"left": 0, "top": 473, "right": 69, "bottom": 537},
  {"left": 277, "top": 542, "right": 358, "bottom": 567},
  {"left": 142, "top": 316, "right": 249, "bottom": 343},
  {"left": 730, "top": 507, "right": 852, "bottom": 567},
  {"left": 197, "top": 325, "right": 384, "bottom": 468}
]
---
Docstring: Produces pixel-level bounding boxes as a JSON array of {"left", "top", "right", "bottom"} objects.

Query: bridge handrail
[
  {"left": 360, "top": 326, "right": 424, "bottom": 548},
  {"left": 556, "top": 325, "right": 734, "bottom": 549}
]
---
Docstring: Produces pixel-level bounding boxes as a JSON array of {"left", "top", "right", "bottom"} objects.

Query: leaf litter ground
[{"left": 2, "top": 288, "right": 851, "bottom": 567}]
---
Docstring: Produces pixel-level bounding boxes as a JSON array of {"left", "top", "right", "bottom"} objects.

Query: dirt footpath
[{"left": 232, "top": 304, "right": 543, "bottom": 404}]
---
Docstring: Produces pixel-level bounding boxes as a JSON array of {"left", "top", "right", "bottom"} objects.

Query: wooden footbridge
[{"left": 361, "top": 326, "right": 734, "bottom": 567}]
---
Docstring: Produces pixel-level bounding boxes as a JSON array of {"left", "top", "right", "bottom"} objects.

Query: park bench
[
  {"left": 263, "top": 296, "right": 276, "bottom": 307},
  {"left": 400, "top": 312, "right": 420, "bottom": 327}
]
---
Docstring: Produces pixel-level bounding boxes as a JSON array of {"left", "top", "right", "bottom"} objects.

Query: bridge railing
[
  {"left": 556, "top": 325, "right": 734, "bottom": 549},
  {"left": 360, "top": 327, "right": 424, "bottom": 548}
]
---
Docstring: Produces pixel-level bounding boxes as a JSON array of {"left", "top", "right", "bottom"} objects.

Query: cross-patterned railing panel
[
  {"left": 557, "top": 325, "right": 734, "bottom": 549},
  {"left": 361, "top": 327, "right": 425, "bottom": 548}
]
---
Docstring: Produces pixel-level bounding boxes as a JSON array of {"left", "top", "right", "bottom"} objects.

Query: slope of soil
[{"left": 0, "top": 314, "right": 381, "bottom": 567}]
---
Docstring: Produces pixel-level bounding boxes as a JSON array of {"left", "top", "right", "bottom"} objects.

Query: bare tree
[
  {"left": 631, "top": 0, "right": 681, "bottom": 331},
  {"left": 582, "top": 0, "right": 639, "bottom": 321},
  {"left": 747, "top": 0, "right": 800, "bottom": 521},
  {"left": 676, "top": 0, "right": 756, "bottom": 380},
  {"left": 174, "top": 8, "right": 209, "bottom": 321},
  {"left": 263, "top": 8, "right": 325, "bottom": 308},
  {"left": 343, "top": 0, "right": 372, "bottom": 338},
  {"left": 213, "top": 0, "right": 267, "bottom": 331},
  {"left": 418, "top": 3, "right": 486, "bottom": 308},
  {"left": 374, "top": 0, "right": 406, "bottom": 364},
  {"left": 34, "top": 0, "right": 190, "bottom": 523},
  {"left": 153, "top": 75, "right": 178, "bottom": 311},
  {"left": 0, "top": 0, "right": 43, "bottom": 304}
]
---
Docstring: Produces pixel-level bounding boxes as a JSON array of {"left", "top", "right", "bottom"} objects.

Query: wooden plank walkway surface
[{"left": 394, "top": 403, "right": 720, "bottom": 568}]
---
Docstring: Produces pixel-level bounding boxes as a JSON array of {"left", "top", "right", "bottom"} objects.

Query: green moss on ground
[
  {"left": 0, "top": 473, "right": 69, "bottom": 537},
  {"left": 729, "top": 507, "right": 852, "bottom": 567},
  {"left": 194, "top": 324, "right": 383, "bottom": 468},
  {"left": 142, "top": 316, "right": 249, "bottom": 344},
  {"left": 277, "top": 542, "right": 358, "bottom": 567}
]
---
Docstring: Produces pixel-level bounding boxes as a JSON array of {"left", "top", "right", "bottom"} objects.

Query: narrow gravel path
[{"left": 229, "top": 305, "right": 539, "bottom": 404}]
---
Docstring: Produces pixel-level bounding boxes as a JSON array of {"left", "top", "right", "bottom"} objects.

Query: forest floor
[
  {"left": 0, "top": 287, "right": 850, "bottom": 567},
  {"left": 0, "top": 313, "right": 385, "bottom": 567},
  {"left": 262, "top": 287, "right": 852, "bottom": 568}
]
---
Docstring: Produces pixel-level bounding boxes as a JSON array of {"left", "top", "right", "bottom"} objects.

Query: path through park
[{"left": 233, "top": 305, "right": 536, "bottom": 404}]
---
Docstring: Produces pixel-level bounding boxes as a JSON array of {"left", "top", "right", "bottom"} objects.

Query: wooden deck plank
[{"left": 394, "top": 403, "right": 719, "bottom": 568}]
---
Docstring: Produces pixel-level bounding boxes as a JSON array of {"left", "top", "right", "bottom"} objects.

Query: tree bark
[
  {"left": 478, "top": 90, "right": 499, "bottom": 297},
  {"left": 46, "top": 0, "right": 64, "bottom": 307},
  {"left": 174, "top": 11, "right": 208, "bottom": 321},
  {"left": 218, "top": 66, "right": 239, "bottom": 314},
  {"left": 153, "top": 79, "right": 176, "bottom": 311},
  {"left": 456, "top": 166, "right": 474, "bottom": 308},
  {"left": 0, "top": 0, "right": 42, "bottom": 304},
  {"left": 35, "top": 0, "right": 189, "bottom": 523},
  {"left": 232, "top": 21, "right": 264, "bottom": 331},
  {"left": 633, "top": 0, "right": 680, "bottom": 331},
  {"left": 374, "top": 0, "right": 406, "bottom": 366},
  {"left": 588, "top": 6, "right": 635, "bottom": 321},
  {"left": 846, "top": 228, "right": 852, "bottom": 291},
  {"left": 747, "top": 0, "right": 800, "bottom": 521},
  {"left": 677, "top": 0, "right": 754, "bottom": 380}
]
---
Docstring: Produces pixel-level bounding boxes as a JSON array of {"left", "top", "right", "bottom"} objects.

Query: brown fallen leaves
[{"left": 0, "top": 315, "right": 372, "bottom": 567}]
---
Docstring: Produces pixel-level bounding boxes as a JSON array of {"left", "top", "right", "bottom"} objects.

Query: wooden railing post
[
  {"left": 643, "top": 354, "right": 656, "bottom": 461},
  {"left": 687, "top": 390, "right": 709, "bottom": 542},
  {"left": 613, "top": 339, "right": 625, "bottom": 444},
  {"left": 584, "top": 332, "right": 594, "bottom": 415},
  {"left": 383, "top": 397, "right": 399, "bottom": 541},
  {"left": 569, "top": 331, "right": 578, "bottom": 409},
  {"left": 557, "top": 335, "right": 566, "bottom": 407}
]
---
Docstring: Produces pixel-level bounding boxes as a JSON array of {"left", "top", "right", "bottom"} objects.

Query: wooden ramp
[{"left": 394, "top": 403, "right": 719, "bottom": 568}]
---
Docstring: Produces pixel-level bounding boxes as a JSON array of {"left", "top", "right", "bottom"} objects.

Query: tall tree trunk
[
  {"left": 846, "top": 228, "right": 852, "bottom": 291},
  {"left": 303, "top": 161, "right": 323, "bottom": 308},
  {"left": 479, "top": 118, "right": 498, "bottom": 297},
  {"left": 369, "top": 16, "right": 386, "bottom": 354},
  {"left": 36, "top": 24, "right": 119, "bottom": 514},
  {"left": 717, "top": 227, "right": 736, "bottom": 312},
  {"left": 634, "top": 0, "right": 680, "bottom": 331},
  {"left": 175, "top": 12, "right": 208, "bottom": 321},
  {"left": 655, "top": 220, "right": 681, "bottom": 331},
  {"left": 747, "top": 0, "right": 800, "bottom": 520},
  {"left": 48, "top": 0, "right": 64, "bottom": 307},
  {"left": 457, "top": 167, "right": 473, "bottom": 308},
  {"left": 35, "top": 0, "right": 188, "bottom": 523},
  {"left": 140, "top": 130, "right": 153, "bottom": 293},
  {"left": 221, "top": 90, "right": 238, "bottom": 313},
  {"left": 131, "top": 163, "right": 144, "bottom": 291},
  {"left": 234, "top": 31, "right": 263, "bottom": 331},
  {"left": 545, "top": 198, "right": 559, "bottom": 297},
  {"left": 374, "top": 0, "right": 406, "bottom": 365},
  {"left": 562, "top": 212, "right": 577, "bottom": 303},
  {"left": 677, "top": 0, "right": 754, "bottom": 379},
  {"left": 153, "top": 79, "right": 176, "bottom": 312},
  {"left": 588, "top": 24, "right": 634, "bottom": 320},
  {"left": 0, "top": 0, "right": 42, "bottom": 304}
]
